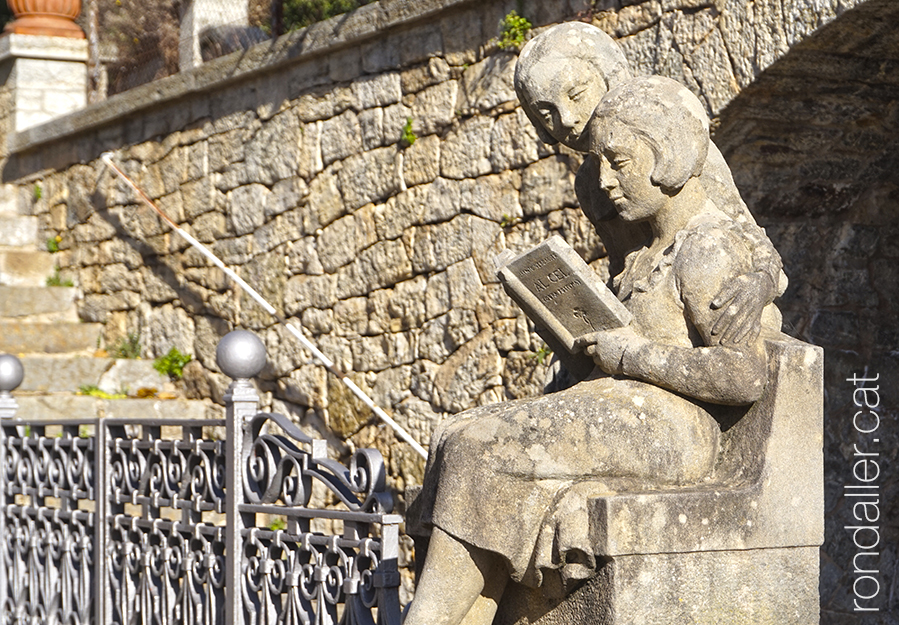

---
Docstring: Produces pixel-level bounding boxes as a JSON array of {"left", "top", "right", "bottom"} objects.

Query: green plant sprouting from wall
[
  {"left": 153, "top": 348, "right": 193, "bottom": 380},
  {"left": 497, "top": 10, "right": 532, "bottom": 50},
  {"left": 78, "top": 384, "right": 127, "bottom": 400},
  {"left": 46, "top": 267, "right": 74, "bottom": 287},
  {"left": 530, "top": 343, "right": 552, "bottom": 365},
  {"left": 46, "top": 236, "right": 61, "bottom": 253},
  {"left": 111, "top": 332, "right": 142, "bottom": 359},
  {"left": 401, "top": 117, "right": 417, "bottom": 147}
]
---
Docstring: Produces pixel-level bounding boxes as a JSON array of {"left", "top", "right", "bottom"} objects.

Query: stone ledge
[
  {"left": 0, "top": 33, "right": 88, "bottom": 63},
  {"left": 7, "top": 0, "right": 477, "bottom": 155}
]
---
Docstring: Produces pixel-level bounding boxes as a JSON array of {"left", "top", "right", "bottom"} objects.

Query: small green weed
[
  {"left": 400, "top": 117, "right": 417, "bottom": 147},
  {"left": 268, "top": 517, "right": 287, "bottom": 531},
  {"left": 33, "top": 183, "right": 42, "bottom": 201},
  {"left": 500, "top": 213, "right": 521, "bottom": 228},
  {"left": 111, "top": 332, "right": 142, "bottom": 359},
  {"left": 497, "top": 10, "right": 531, "bottom": 50},
  {"left": 46, "top": 267, "right": 74, "bottom": 287},
  {"left": 153, "top": 348, "right": 192, "bottom": 380},
  {"left": 46, "top": 235, "right": 61, "bottom": 253},
  {"left": 78, "top": 384, "right": 127, "bottom": 399},
  {"left": 530, "top": 343, "right": 552, "bottom": 365}
]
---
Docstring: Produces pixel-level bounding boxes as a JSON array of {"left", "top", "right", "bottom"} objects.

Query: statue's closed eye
[{"left": 568, "top": 86, "right": 588, "bottom": 101}]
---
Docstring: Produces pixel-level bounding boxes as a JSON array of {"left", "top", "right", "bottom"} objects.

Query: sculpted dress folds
[{"left": 406, "top": 26, "right": 784, "bottom": 625}]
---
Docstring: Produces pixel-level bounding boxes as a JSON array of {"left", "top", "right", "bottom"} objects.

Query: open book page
[{"left": 495, "top": 235, "right": 632, "bottom": 381}]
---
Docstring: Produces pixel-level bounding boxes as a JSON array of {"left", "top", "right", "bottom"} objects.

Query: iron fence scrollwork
[{"left": 0, "top": 334, "right": 402, "bottom": 625}]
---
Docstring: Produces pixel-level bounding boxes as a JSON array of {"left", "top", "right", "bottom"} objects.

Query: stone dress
[{"left": 418, "top": 208, "right": 771, "bottom": 597}]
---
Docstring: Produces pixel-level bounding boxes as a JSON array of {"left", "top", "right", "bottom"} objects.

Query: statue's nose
[{"left": 599, "top": 159, "right": 617, "bottom": 191}]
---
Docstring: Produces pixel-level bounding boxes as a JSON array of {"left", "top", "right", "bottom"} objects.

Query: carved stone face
[
  {"left": 597, "top": 125, "right": 668, "bottom": 222},
  {"left": 520, "top": 51, "right": 606, "bottom": 152}
]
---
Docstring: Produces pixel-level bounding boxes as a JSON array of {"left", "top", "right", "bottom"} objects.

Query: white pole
[{"left": 100, "top": 153, "right": 428, "bottom": 459}]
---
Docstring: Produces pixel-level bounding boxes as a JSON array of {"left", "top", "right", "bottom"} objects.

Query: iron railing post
[
  {"left": 0, "top": 354, "right": 24, "bottom": 625},
  {"left": 219, "top": 331, "right": 267, "bottom": 625},
  {"left": 95, "top": 418, "right": 108, "bottom": 625}
]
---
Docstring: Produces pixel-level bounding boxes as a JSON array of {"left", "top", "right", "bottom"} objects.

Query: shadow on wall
[{"left": 714, "top": 0, "right": 899, "bottom": 622}]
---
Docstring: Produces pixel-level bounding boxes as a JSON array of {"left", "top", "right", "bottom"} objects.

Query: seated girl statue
[
  {"left": 404, "top": 76, "right": 781, "bottom": 625},
  {"left": 514, "top": 22, "right": 785, "bottom": 352}
]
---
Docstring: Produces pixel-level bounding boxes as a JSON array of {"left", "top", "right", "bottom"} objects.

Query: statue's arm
[
  {"left": 579, "top": 227, "right": 768, "bottom": 405},
  {"left": 702, "top": 145, "right": 786, "bottom": 345}
]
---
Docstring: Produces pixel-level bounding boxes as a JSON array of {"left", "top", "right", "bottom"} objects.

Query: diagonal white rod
[{"left": 100, "top": 152, "right": 428, "bottom": 459}]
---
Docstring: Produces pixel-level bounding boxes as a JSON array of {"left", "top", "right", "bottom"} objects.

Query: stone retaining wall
[{"left": 2, "top": 0, "right": 889, "bottom": 618}]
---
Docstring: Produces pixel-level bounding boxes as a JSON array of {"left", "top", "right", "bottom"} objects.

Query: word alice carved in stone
[{"left": 403, "top": 22, "right": 817, "bottom": 625}]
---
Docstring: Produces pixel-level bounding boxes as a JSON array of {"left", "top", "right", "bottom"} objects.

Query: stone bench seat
[{"left": 410, "top": 333, "right": 824, "bottom": 625}]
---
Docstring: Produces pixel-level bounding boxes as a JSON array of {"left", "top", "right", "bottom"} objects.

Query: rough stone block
[
  {"left": 227, "top": 184, "right": 268, "bottom": 235},
  {"left": 431, "top": 328, "right": 502, "bottom": 411},
  {"left": 397, "top": 23, "right": 443, "bottom": 67},
  {"left": 520, "top": 157, "right": 577, "bottom": 216},
  {"left": 410, "top": 80, "right": 458, "bottom": 136},
  {"left": 333, "top": 297, "right": 368, "bottom": 336},
  {"left": 440, "top": 116, "right": 494, "bottom": 179},
  {"left": 491, "top": 108, "right": 544, "bottom": 172},
  {"left": 321, "top": 109, "right": 362, "bottom": 166},
  {"left": 401, "top": 57, "right": 451, "bottom": 95},
  {"left": 335, "top": 238, "right": 412, "bottom": 299},
  {"left": 456, "top": 52, "right": 518, "bottom": 115},
  {"left": 285, "top": 273, "right": 337, "bottom": 314},
  {"left": 459, "top": 171, "right": 522, "bottom": 223},
  {"left": 351, "top": 72, "right": 402, "bottom": 109},
  {"left": 352, "top": 332, "right": 415, "bottom": 372},
  {"left": 317, "top": 208, "right": 378, "bottom": 272},
  {"left": 245, "top": 110, "right": 304, "bottom": 184},
  {"left": 382, "top": 102, "right": 412, "bottom": 146},
  {"left": 304, "top": 169, "right": 345, "bottom": 231},
  {"left": 286, "top": 236, "right": 324, "bottom": 276},
  {"left": 402, "top": 134, "right": 441, "bottom": 188},
  {"left": 359, "top": 107, "right": 385, "bottom": 150},
  {"left": 338, "top": 147, "right": 401, "bottom": 210}
]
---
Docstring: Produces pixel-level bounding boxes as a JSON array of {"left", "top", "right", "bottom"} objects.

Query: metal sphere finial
[
  {"left": 0, "top": 354, "right": 24, "bottom": 393},
  {"left": 216, "top": 330, "right": 267, "bottom": 380}
]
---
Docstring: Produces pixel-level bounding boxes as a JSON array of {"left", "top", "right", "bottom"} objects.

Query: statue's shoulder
[{"left": 673, "top": 209, "right": 754, "bottom": 287}]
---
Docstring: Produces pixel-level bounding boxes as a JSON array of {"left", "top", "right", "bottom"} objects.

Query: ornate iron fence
[{"left": 0, "top": 331, "right": 402, "bottom": 625}]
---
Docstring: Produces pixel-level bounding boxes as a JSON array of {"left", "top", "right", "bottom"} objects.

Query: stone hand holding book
[{"left": 494, "top": 235, "right": 632, "bottom": 381}]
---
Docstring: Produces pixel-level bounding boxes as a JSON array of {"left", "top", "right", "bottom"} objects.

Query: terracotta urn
[{"left": 5, "top": 0, "right": 85, "bottom": 38}]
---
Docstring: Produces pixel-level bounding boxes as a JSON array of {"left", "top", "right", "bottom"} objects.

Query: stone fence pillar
[{"left": 0, "top": 33, "right": 87, "bottom": 135}]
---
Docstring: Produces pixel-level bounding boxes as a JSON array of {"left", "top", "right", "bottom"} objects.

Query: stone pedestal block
[
  {"left": 0, "top": 33, "right": 87, "bottom": 132},
  {"left": 496, "top": 546, "right": 819, "bottom": 625}
]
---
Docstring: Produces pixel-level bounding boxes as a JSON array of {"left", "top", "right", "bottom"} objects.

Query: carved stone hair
[
  {"left": 593, "top": 75, "right": 710, "bottom": 190},
  {"left": 514, "top": 22, "right": 631, "bottom": 145}
]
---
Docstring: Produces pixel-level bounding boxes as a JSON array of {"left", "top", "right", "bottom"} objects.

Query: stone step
[
  {"left": 11, "top": 394, "right": 222, "bottom": 422},
  {"left": 0, "top": 286, "right": 78, "bottom": 321},
  {"left": 0, "top": 320, "right": 102, "bottom": 354},
  {"left": 0, "top": 250, "right": 56, "bottom": 287},
  {"left": 0, "top": 214, "right": 39, "bottom": 248},
  {"left": 0, "top": 184, "right": 22, "bottom": 214},
  {"left": 16, "top": 355, "right": 169, "bottom": 394}
]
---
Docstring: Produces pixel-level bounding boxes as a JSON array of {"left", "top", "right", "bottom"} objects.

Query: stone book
[{"left": 494, "top": 235, "right": 632, "bottom": 381}]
